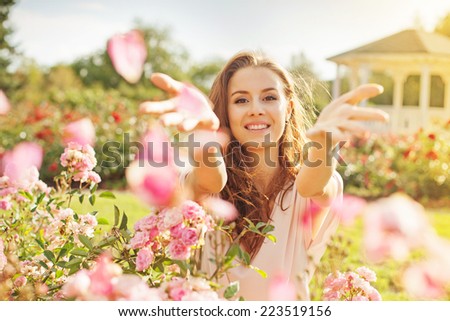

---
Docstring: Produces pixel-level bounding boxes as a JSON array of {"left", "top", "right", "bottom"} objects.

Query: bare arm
[
  {"left": 140, "top": 73, "right": 228, "bottom": 200},
  {"left": 296, "top": 84, "right": 389, "bottom": 237}
]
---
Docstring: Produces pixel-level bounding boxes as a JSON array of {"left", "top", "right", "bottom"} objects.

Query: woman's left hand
[{"left": 306, "top": 84, "right": 389, "bottom": 146}]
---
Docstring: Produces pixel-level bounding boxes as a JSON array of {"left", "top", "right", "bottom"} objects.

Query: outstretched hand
[
  {"left": 139, "top": 73, "right": 220, "bottom": 132},
  {"left": 306, "top": 84, "right": 389, "bottom": 145}
]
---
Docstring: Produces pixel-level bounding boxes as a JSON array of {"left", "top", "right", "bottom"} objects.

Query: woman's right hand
[{"left": 139, "top": 73, "right": 220, "bottom": 132}]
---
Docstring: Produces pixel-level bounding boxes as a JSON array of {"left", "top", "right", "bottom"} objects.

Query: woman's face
[{"left": 227, "top": 67, "right": 291, "bottom": 148}]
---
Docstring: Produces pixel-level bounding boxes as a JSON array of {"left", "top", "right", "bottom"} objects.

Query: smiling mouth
[{"left": 245, "top": 124, "right": 270, "bottom": 131}]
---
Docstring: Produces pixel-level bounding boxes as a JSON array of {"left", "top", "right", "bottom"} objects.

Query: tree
[
  {"left": 435, "top": 13, "right": 450, "bottom": 38},
  {"left": 0, "top": 0, "right": 17, "bottom": 92}
]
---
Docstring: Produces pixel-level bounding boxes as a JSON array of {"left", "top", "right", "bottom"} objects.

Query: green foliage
[
  {"left": 0, "top": 0, "right": 17, "bottom": 92},
  {"left": 435, "top": 13, "right": 450, "bottom": 38}
]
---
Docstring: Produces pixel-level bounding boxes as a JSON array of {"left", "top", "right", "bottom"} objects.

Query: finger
[
  {"left": 346, "top": 107, "right": 389, "bottom": 122},
  {"left": 178, "top": 118, "right": 200, "bottom": 132},
  {"left": 336, "top": 120, "right": 369, "bottom": 136},
  {"left": 160, "top": 112, "right": 184, "bottom": 127},
  {"left": 139, "top": 97, "right": 178, "bottom": 114},
  {"left": 333, "top": 84, "right": 384, "bottom": 106},
  {"left": 198, "top": 113, "right": 220, "bottom": 131},
  {"left": 150, "top": 73, "right": 184, "bottom": 95}
]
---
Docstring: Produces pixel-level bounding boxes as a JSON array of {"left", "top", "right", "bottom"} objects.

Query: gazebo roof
[{"left": 328, "top": 29, "right": 450, "bottom": 62}]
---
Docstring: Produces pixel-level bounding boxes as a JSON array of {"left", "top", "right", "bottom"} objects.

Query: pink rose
[
  {"left": 136, "top": 247, "right": 154, "bottom": 272},
  {"left": 181, "top": 228, "right": 198, "bottom": 246},
  {"left": 168, "top": 240, "right": 190, "bottom": 260}
]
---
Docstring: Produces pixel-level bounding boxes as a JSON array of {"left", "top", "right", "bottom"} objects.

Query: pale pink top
[{"left": 180, "top": 166, "right": 343, "bottom": 300}]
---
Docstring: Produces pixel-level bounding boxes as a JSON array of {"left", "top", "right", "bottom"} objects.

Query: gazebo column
[
  {"left": 332, "top": 64, "right": 341, "bottom": 99},
  {"left": 419, "top": 65, "right": 430, "bottom": 129},
  {"left": 350, "top": 65, "right": 359, "bottom": 89},
  {"left": 392, "top": 73, "right": 406, "bottom": 132},
  {"left": 359, "top": 63, "right": 370, "bottom": 107},
  {"left": 445, "top": 76, "right": 450, "bottom": 120}
]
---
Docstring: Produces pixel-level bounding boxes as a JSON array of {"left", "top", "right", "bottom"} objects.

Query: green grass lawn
[{"left": 71, "top": 190, "right": 450, "bottom": 301}]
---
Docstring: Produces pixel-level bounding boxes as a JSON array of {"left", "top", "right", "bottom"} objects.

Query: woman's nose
[{"left": 247, "top": 101, "right": 265, "bottom": 116}]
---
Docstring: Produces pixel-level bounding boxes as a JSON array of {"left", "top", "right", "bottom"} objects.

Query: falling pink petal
[
  {"left": 0, "top": 90, "right": 11, "bottom": 115},
  {"left": 177, "top": 84, "right": 213, "bottom": 118},
  {"left": 202, "top": 197, "right": 238, "bottom": 222},
  {"left": 63, "top": 118, "right": 96, "bottom": 146},
  {"left": 0, "top": 142, "right": 43, "bottom": 186},
  {"left": 107, "top": 29, "right": 147, "bottom": 84},
  {"left": 126, "top": 160, "right": 178, "bottom": 207},
  {"left": 139, "top": 125, "right": 174, "bottom": 165},
  {"left": 268, "top": 272, "right": 297, "bottom": 301}
]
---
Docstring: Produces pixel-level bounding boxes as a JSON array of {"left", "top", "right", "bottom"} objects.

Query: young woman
[{"left": 140, "top": 51, "right": 388, "bottom": 300}]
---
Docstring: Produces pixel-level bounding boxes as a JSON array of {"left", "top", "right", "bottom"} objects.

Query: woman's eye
[
  {"left": 264, "top": 95, "right": 277, "bottom": 101},
  {"left": 235, "top": 98, "right": 248, "bottom": 104}
]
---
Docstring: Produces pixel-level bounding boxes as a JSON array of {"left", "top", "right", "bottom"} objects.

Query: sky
[{"left": 8, "top": 0, "right": 450, "bottom": 80}]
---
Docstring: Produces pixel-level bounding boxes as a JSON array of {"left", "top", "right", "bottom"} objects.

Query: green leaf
[
  {"left": 35, "top": 238, "right": 45, "bottom": 250},
  {"left": 119, "top": 212, "right": 128, "bottom": 231},
  {"left": 249, "top": 265, "right": 267, "bottom": 278},
  {"left": 38, "top": 260, "right": 49, "bottom": 270},
  {"left": 224, "top": 244, "right": 240, "bottom": 265},
  {"left": 65, "top": 258, "right": 82, "bottom": 267},
  {"left": 238, "top": 248, "right": 251, "bottom": 265},
  {"left": 58, "top": 248, "right": 68, "bottom": 259},
  {"left": 43, "top": 250, "right": 56, "bottom": 263},
  {"left": 79, "top": 194, "right": 85, "bottom": 204},
  {"left": 266, "top": 234, "right": 277, "bottom": 243},
  {"left": 71, "top": 248, "right": 88, "bottom": 257},
  {"left": 255, "top": 222, "right": 266, "bottom": 230},
  {"left": 99, "top": 191, "right": 116, "bottom": 199},
  {"left": 114, "top": 205, "right": 120, "bottom": 227},
  {"left": 97, "top": 217, "right": 110, "bottom": 225},
  {"left": 78, "top": 235, "right": 93, "bottom": 251},
  {"left": 262, "top": 224, "right": 275, "bottom": 234},
  {"left": 36, "top": 193, "right": 45, "bottom": 205},
  {"left": 90, "top": 183, "right": 97, "bottom": 194},
  {"left": 19, "top": 191, "right": 33, "bottom": 201},
  {"left": 88, "top": 194, "right": 96, "bottom": 206},
  {"left": 55, "top": 270, "right": 64, "bottom": 279},
  {"left": 224, "top": 281, "right": 240, "bottom": 299},
  {"left": 56, "top": 262, "right": 67, "bottom": 268},
  {"left": 97, "top": 236, "right": 117, "bottom": 248}
]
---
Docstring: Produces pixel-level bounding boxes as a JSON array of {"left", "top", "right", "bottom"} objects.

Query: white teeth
[{"left": 246, "top": 124, "right": 269, "bottom": 130}]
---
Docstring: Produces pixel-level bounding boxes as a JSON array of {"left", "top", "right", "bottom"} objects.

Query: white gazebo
[{"left": 328, "top": 29, "right": 450, "bottom": 133}]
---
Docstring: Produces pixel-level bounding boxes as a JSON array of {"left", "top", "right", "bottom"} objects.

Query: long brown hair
[{"left": 209, "top": 51, "right": 314, "bottom": 259}]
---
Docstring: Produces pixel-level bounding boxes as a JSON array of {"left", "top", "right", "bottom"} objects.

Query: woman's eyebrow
[{"left": 230, "top": 87, "right": 277, "bottom": 97}]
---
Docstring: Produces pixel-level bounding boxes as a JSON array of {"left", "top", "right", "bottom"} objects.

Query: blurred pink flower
[
  {"left": 363, "top": 194, "right": 432, "bottom": 263},
  {"left": 0, "top": 90, "right": 11, "bottom": 115},
  {"left": 0, "top": 142, "right": 43, "bottom": 187},
  {"left": 63, "top": 118, "right": 96, "bottom": 146},
  {"left": 136, "top": 247, "right": 154, "bottom": 271},
  {"left": 14, "top": 276, "right": 27, "bottom": 288},
  {"left": 202, "top": 197, "right": 238, "bottom": 222},
  {"left": 323, "top": 267, "right": 381, "bottom": 301},
  {"left": 0, "top": 199, "right": 12, "bottom": 210},
  {"left": 268, "top": 272, "right": 297, "bottom": 301},
  {"left": 107, "top": 29, "right": 147, "bottom": 84}
]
